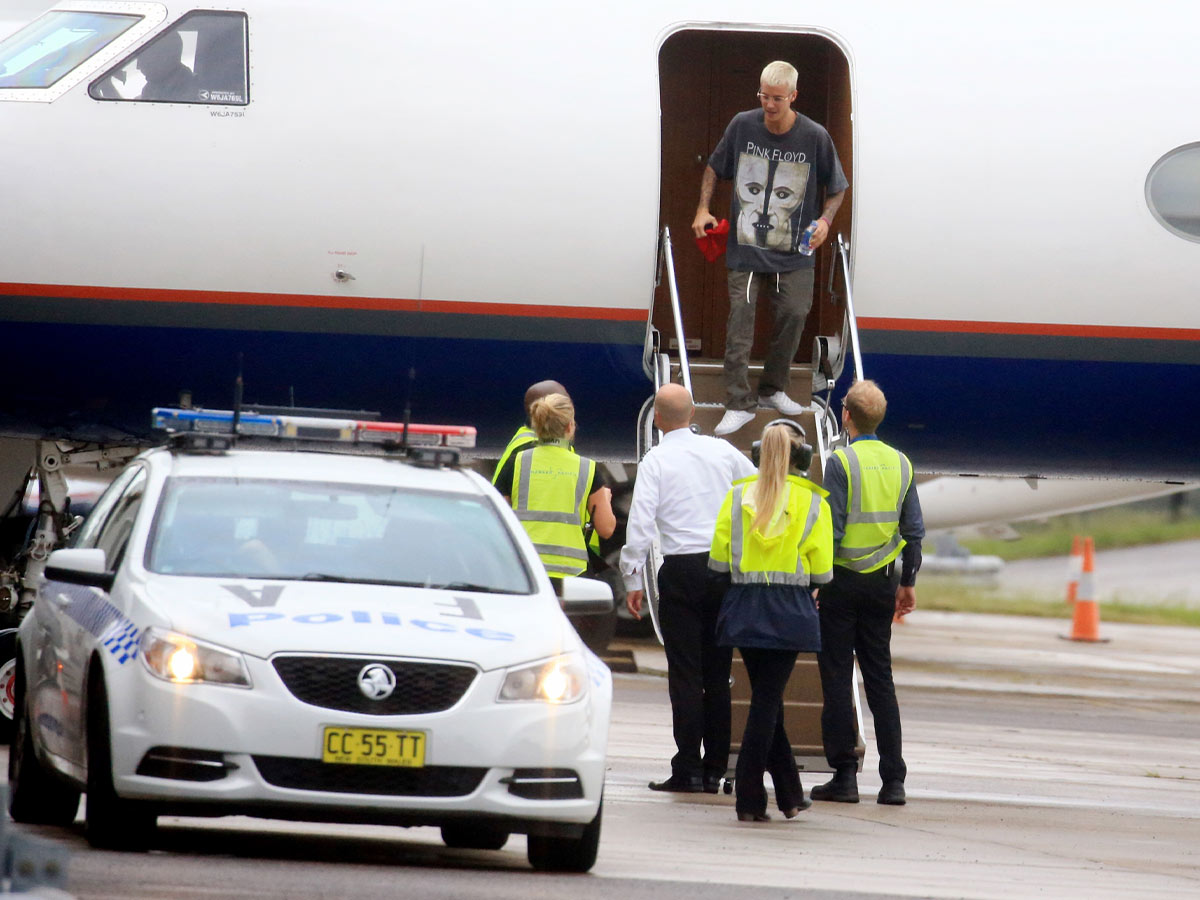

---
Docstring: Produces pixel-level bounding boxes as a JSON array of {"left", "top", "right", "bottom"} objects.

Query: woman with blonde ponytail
[
  {"left": 495, "top": 393, "right": 615, "bottom": 587},
  {"left": 708, "top": 420, "right": 833, "bottom": 822}
]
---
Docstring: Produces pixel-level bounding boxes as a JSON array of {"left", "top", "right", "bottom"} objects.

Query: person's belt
[
  {"left": 835, "top": 560, "right": 896, "bottom": 578},
  {"left": 664, "top": 550, "right": 712, "bottom": 560}
]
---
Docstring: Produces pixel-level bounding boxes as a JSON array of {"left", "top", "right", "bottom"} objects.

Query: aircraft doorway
[{"left": 655, "top": 29, "right": 853, "bottom": 366}]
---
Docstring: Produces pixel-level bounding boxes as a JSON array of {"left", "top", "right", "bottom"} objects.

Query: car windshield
[
  {"left": 146, "top": 476, "right": 534, "bottom": 594},
  {"left": 0, "top": 11, "right": 141, "bottom": 89}
]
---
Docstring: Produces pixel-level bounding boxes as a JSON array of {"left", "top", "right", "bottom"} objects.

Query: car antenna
[
  {"left": 401, "top": 367, "right": 415, "bottom": 451},
  {"left": 231, "top": 352, "right": 244, "bottom": 438}
]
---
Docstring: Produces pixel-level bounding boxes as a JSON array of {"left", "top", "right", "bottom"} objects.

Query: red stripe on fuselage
[
  {"left": 860, "top": 316, "right": 1200, "bottom": 342},
  {"left": 0, "top": 282, "right": 645, "bottom": 322}
]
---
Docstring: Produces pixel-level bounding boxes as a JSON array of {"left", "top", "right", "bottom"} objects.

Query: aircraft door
[{"left": 656, "top": 30, "right": 853, "bottom": 367}]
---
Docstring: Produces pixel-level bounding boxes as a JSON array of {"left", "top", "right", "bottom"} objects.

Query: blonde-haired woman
[
  {"left": 709, "top": 420, "right": 833, "bottom": 821},
  {"left": 496, "top": 393, "right": 615, "bottom": 584}
]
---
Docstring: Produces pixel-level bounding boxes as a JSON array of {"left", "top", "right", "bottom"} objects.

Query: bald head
[
  {"left": 654, "top": 383, "right": 694, "bottom": 432},
  {"left": 524, "top": 380, "right": 568, "bottom": 421}
]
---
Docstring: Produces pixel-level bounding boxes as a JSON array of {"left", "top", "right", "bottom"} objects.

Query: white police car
[{"left": 8, "top": 409, "right": 613, "bottom": 872}]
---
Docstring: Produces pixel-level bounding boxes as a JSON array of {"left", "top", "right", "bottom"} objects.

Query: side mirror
[
  {"left": 43, "top": 548, "right": 115, "bottom": 592},
  {"left": 558, "top": 576, "right": 613, "bottom": 615}
]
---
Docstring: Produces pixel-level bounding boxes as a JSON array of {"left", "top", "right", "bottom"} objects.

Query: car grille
[
  {"left": 272, "top": 655, "right": 477, "bottom": 715},
  {"left": 253, "top": 756, "right": 486, "bottom": 797}
]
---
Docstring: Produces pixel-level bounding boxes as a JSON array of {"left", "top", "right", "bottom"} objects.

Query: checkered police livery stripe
[
  {"left": 55, "top": 583, "right": 141, "bottom": 664},
  {"left": 102, "top": 619, "right": 141, "bottom": 664}
]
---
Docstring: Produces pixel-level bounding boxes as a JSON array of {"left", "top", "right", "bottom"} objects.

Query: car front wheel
[
  {"left": 526, "top": 799, "right": 602, "bottom": 873},
  {"left": 85, "top": 667, "right": 157, "bottom": 851}
]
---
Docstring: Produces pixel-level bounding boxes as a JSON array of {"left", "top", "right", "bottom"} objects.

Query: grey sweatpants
[{"left": 723, "top": 267, "right": 815, "bottom": 411}]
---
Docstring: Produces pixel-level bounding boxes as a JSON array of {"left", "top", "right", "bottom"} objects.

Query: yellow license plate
[{"left": 321, "top": 727, "right": 426, "bottom": 767}]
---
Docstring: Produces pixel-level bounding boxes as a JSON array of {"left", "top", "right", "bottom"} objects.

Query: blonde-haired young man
[{"left": 693, "top": 60, "right": 848, "bottom": 436}]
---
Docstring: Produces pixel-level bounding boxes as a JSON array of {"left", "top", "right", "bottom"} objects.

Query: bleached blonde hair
[{"left": 760, "top": 60, "right": 798, "bottom": 92}]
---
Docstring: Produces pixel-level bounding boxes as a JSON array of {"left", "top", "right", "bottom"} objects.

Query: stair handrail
[
  {"left": 659, "top": 225, "right": 693, "bottom": 396},
  {"left": 836, "top": 233, "right": 864, "bottom": 383}
]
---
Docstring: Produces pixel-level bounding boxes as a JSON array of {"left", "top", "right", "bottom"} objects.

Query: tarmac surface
[
  {"left": 14, "top": 610, "right": 1200, "bottom": 900},
  {"left": 600, "top": 609, "right": 1200, "bottom": 898}
]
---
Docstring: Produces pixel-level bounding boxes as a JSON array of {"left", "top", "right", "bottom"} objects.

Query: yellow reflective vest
[
  {"left": 510, "top": 440, "right": 596, "bottom": 578},
  {"left": 709, "top": 474, "right": 833, "bottom": 586},
  {"left": 492, "top": 425, "right": 536, "bottom": 486},
  {"left": 496, "top": 426, "right": 600, "bottom": 556},
  {"left": 830, "top": 439, "right": 913, "bottom": 573}
]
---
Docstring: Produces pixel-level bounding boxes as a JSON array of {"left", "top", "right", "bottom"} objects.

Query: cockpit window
[
  {"left": 89, "top": 11, "right": 248, "bottom": 105},
  {"left": 0, "top": 11, "right": 140, "bottom": 89}
]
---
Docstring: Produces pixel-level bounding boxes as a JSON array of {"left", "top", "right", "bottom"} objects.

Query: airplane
[
  {"left": 2, "top": 2, "right": 1198, "bottom": 614},
  {"left": 8, "top": 0, "right": 1200, "bottom": 793},
  {"left": 1, "top": 0, "right": 1198, "bottom": 475}
]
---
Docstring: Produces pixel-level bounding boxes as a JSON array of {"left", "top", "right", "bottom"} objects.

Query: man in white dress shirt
[{"left": 621, "top": 384, "right": 757, "bottom": 793}]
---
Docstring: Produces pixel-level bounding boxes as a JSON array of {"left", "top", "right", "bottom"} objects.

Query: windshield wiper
[
  {"left": 299, "top": 572, "right": 354, "bottom": 583},
  {"left": 299, "top": 572, "right": 436, "bottom": 589},
  {"left": 432, "top": 581, "right": 512, "bottom": 594}
]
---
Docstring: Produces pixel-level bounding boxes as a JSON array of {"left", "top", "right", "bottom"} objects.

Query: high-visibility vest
[
  {"left": 493, "top": 426, "right": 600, "bottom": 556},
  {"left": 708, "top": 474, "right": 833, "bottom": 586},
  {"left": 830, "top": 439, "right": 912, "bottom": 573},
  {"left": 511, "top": 440, "right": 596, "bottom": 578},
  {"left": 492, "top": 425, "right": 536, "bottom": 485}
]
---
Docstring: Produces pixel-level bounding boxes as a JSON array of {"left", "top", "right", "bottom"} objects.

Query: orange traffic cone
[
  {"left": 1062, "top": 537, "right": 1109, "bottom": 643},
  {"left": 1065, "top": 535, "right": 1083, "bottom": 604}
]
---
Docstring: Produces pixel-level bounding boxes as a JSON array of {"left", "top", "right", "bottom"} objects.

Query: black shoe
[
  {"left": 736, "top": 810, "right": 771, "bottom": 822},
  {"left": 810, "top": 774, "right": 859, "bottom": 803},
  {"left": 783, "top": 797, "right": 813, "bottom": 817},
  {"left": 702, "top": 775, "right": 723, "bottom": 794},
  {"left": 648, "top": 774, "right": 704, "bottom": 793},
  {"left": 877, "top": 781, "right": 906, "bottom": 805}
]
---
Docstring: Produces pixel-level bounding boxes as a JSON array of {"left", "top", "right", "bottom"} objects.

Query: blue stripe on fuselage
[
  {"left": 854, "top": 352, "right": 1200, "bottom": 479},
  {"left": 0, "top": 320, "right": 650, "bottom": 459}
]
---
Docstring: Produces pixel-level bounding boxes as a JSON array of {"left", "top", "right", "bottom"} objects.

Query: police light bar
[{"left": 152, "top": 408, "right": 476, "bottom": 448}]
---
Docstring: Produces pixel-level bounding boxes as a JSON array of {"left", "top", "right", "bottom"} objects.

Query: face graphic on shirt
[{"left": 735, "top": 153, "right": 811, "bottom": 251}]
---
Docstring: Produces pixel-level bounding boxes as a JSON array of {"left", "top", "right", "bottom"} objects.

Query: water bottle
[{"left": 798, "top": 220, "right": 819, "bottom": 256}]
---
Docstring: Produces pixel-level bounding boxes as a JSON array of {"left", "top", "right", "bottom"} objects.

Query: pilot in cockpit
[{"left": 135, "top": 31, "right": 197, "bottom": 102}]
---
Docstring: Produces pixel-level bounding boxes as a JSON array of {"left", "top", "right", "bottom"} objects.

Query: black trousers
[
  {"left": 657, "top": 553, "right": 732, "bottom": 781},
  {"left": 817, "top": 565, "right": 907, "bottom": 784},
  {"left": 736, "top": 647, "right": 804, "bottom": 815}
]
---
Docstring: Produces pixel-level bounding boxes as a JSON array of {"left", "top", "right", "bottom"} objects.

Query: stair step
[
  {"left": 690, "top": 406, "right": 823, "bottom": 482},
  {"left": 674, "top": 358, "right": 815, "bottom": 406}
]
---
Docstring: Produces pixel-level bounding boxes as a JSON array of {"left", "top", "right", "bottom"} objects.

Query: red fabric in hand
[{"left": 695, "top": 219, "right": 729, "bottom": 262}]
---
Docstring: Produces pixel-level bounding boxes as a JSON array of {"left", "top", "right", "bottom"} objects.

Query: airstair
[{"left": 641, "top": 225, "right": 865, "bottom": 475}]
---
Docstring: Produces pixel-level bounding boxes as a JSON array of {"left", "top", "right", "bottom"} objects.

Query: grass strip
[
  {"left": 918, "top": 578, "right": 1200, "bottom": 628},
  {"left": 960, "top": 506, "right": 1200, "bottom": 561}
]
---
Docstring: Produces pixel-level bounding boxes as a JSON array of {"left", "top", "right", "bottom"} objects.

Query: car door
[{"left": 33, "top": 464, "right": 147, "bottom": 767}]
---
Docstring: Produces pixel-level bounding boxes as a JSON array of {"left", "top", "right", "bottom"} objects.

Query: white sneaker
[
  {"left": 758, "top": 390, "right": 806, "bottom": 416},
  {"left": 714, "top": 409, "right": 755, "bottom": 435}
]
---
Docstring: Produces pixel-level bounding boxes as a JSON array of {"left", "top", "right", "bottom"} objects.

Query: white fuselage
[{"left": 2, "top": 1, "right": 1198, "bottom": 477}]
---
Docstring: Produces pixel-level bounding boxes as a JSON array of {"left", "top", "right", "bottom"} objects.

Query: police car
[{"left": 8, "top": 409, "right": 613, "bottom": 872}]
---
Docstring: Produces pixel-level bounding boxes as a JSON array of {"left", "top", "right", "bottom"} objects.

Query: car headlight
[
  {"left": 498, "top": 655, "right": 587, "bottom": 704},
  {"left": 140, "top": 628, "right": 251, "bottom": 687}
]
